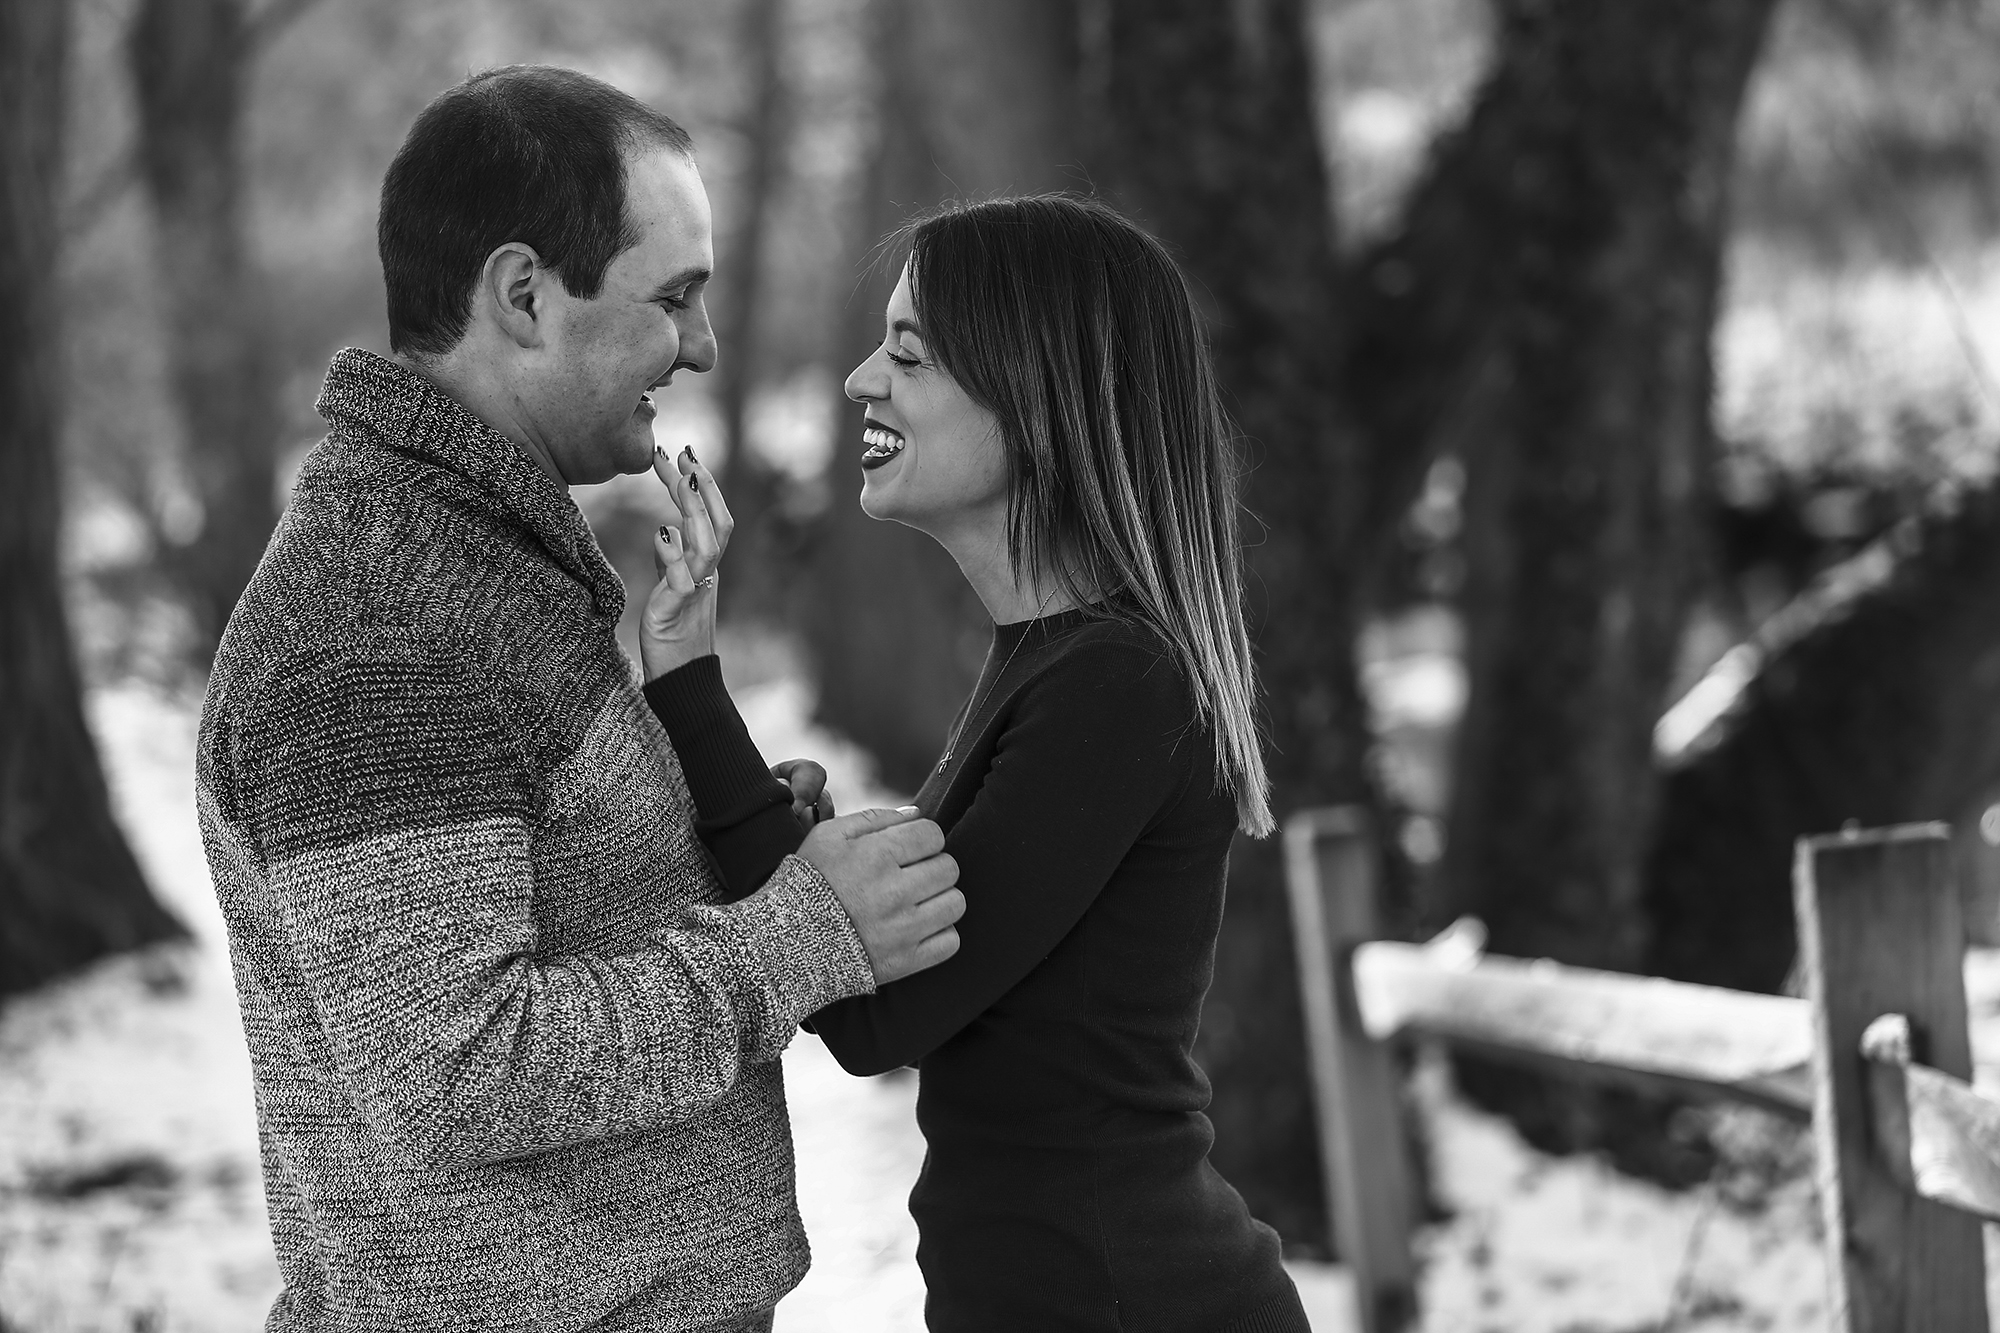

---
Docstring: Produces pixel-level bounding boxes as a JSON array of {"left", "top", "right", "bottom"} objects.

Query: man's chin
[
  {"left": 555, "top": 431, "right": 656, "bottom": 487},
  {"left": 617, "top": 420, "right": 664, "bottom": 475}
]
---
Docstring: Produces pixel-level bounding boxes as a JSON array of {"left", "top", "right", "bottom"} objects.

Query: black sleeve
[
  {"left": 642, "top": 655, "right": 804, "bottom": 901},
  {"left": 806, "top": 641, "right": 1195, "bottom": 1075}
]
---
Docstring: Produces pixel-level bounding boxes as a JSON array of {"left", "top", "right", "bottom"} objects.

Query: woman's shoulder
[
  {"left": 1035, "top": 614, "right": 1193, "bottom": 719},
  {"left": 1018, "top": 614, "right": 1217, "bottom": 808}
]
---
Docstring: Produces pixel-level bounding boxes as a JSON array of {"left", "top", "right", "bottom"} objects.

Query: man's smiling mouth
[
  {"left": 639, "top": 374, "right": 677, "bottom": 411},
  {"left": 861, "top": 423, "right": 905, "bottom": 469}
]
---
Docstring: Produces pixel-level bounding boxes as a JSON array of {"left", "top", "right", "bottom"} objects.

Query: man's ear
[{"left": 480, "top": 243, "right": 546, "bottom": 350}]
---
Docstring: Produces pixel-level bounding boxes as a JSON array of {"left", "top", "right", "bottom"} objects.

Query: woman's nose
[{"left": 845, "top": 353, "right": 884, "bottom": 403}]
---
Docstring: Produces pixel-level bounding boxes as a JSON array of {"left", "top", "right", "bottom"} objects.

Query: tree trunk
[
  {"left": 710, "top": 0, "right": 792, "bottom": 622},
  {"left": 1, "top": 0, "right": 185, "bottom": 1000},
  {"left": 1433, "top": 0, "right": 1775, "bottom": 967},
  {"left": 1407, "top": 0, "right": 1775, "bottom": 1155},
  {"left": 808, "top": 0, "right": 1083, "bottom": 789},
  {"left": 1087, "top": 0, "right": 1377, "bottom": 1250},
  {"left": 129, "top": 0, "right": 282, "bottom": 662}
]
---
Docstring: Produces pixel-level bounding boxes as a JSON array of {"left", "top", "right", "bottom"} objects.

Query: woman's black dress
[{"left": 646, "top": 607, "right": 1308, "bottom": 1333}]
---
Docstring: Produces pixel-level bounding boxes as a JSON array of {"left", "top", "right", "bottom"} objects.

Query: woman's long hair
[{"left": 898, "top": 194, "right": 1274, "bottom": 837}]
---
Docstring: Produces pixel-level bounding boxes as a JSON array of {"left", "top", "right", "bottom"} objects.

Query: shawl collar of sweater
[{"left": 314, "top": 346, "right": 625, "bottom": 618}]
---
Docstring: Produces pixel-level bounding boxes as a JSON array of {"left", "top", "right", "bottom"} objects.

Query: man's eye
[{"left": 659, "top": 294, "right": 690, "bottom": 311}]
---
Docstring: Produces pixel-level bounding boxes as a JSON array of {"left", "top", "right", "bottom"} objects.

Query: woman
[{"left": 639, "top": 195, "right": 1307, "bottom": 1333}]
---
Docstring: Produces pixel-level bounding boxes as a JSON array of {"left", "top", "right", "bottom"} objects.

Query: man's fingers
[
  {"left": 916, "top": 886, "right": 965, "bottom": 931},
  {"left": 902, "top": 853, "right": 959, "bottom": 899},
  {"left": 873, "top": 924, "right": 962, "bottom": 985},
  {"left": 910, "top": 927, "right": 961, "bottom": 973},
  {"left": 871, "top": 817, "right": 948, "bottom": 865}
]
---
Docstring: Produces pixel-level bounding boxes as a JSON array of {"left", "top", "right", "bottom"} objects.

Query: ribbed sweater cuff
[
  {"left": 734, "top": 855, "right": 879, "bottom": 1024},
  {"left": 643, "top": 655, "right": 791, "bottom": 825},
  {"left": 1221, "top": 1282, "right": 1314, "bottom": 1333}
]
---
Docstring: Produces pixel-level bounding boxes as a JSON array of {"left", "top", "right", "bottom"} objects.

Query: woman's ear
[{"left": 480, "top": 242, "right": 545, "bottom": 350}]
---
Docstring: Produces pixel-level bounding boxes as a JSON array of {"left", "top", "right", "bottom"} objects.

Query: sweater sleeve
[
  {"left": 237, "top": 632, "right": 874, "bottom": 1173},
  {"left": 641, "top": 655, "right": 804, "bottom": 900},
  {"left": 806, "top": 640, "right": 1197, "bottom": 1075}
]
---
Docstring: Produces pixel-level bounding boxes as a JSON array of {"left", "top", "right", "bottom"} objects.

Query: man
[{"left": 196, "top": 65, "right": 962, "bottom": 1333}]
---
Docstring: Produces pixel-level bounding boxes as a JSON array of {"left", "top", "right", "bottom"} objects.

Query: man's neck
[{"left": 395, "top": 351, "right": 566, "bottom": 487}]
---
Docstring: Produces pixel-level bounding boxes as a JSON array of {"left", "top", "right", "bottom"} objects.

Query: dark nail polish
[
  {"left": 689, "top": 473, "right": 699, "bottom": 492},
  {"left": 683, "top": 445, "right": 697, "bottom": 463},
  {"left": 658, "top": 525, "right": 672, "bottom": 542}
]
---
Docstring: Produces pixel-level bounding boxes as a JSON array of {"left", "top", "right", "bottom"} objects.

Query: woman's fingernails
[
  {"left": 658, "top": 525, "right": 673, "bottom": 543},
  {"left": 690, "top": 473, "right": 699, "bottom": 492},
  {"left": 682, "top": 445, "right": 697, "bottom": 464}
]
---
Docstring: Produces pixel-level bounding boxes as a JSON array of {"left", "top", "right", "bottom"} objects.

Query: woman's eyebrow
[
  {"left": 648, "top": 267, "right": 711, "bottom": 300},
  {"left": 890, "top": 317, "right": 924, "bottom": 339}
]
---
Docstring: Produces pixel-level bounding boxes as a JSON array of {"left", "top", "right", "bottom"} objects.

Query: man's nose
[{"left": 682, "top": 304, "right": 719, "bottom": 374}]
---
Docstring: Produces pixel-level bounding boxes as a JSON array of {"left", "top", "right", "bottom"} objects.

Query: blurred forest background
[{"left": 13, "top": 0, "right": 2000, "bottom": 1291}]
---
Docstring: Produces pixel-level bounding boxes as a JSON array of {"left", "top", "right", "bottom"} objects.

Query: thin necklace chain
[{"left": 937, "top": 585, "right": 1062, "bottom": 776}]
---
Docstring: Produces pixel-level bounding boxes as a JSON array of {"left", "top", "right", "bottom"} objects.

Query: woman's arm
[
  {"left": 643, "top": 655, "right": 804, "bottom": 900},
  {"left": 636, "top": 448, "right": 811, "bottom": 898},
  {"left": 806, "top": 639, "right": 1195, "bottom": 1075}
]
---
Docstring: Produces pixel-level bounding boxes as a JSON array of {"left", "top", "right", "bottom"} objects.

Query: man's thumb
[{"left": 831, "top": 804, "right": 924, "bottom": 837}]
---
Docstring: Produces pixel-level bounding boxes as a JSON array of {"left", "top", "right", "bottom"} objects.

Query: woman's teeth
[{"left": 861, "top": 425, "right": 905, "bottom": 466}]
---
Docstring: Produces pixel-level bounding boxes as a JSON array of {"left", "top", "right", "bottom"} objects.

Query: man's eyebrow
[{"left": 648, "top": 268, "right": 711, "bottom": 299}]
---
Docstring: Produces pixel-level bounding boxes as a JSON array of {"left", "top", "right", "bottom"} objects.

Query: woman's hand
[
  {"left": 640, "top": 444, "right": 734, "bottom": 682},
  {"left": 772, "top": 758, "right": 837, "bottom": 832}
]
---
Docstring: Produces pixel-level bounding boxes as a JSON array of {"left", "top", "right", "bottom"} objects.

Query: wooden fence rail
[
  {"left": 1349, "top": 935, "right": 1814, "bottom": 1115},
  {"left": 1286, "top": 810, "right": 2000, "bottom": 1333}
]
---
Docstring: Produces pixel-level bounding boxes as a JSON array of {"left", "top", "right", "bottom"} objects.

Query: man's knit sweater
[{"left": 195, "top": 348, "right": 876, "bottom": 1332}]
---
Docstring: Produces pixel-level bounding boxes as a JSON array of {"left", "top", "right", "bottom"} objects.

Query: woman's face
[{"left": 843, "top": 266, "right": 1009, "bottom": 538}]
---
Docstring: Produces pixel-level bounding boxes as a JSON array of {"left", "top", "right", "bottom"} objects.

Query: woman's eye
[{"left": 887, "top": 349, "right": 922, "bottom": 368}]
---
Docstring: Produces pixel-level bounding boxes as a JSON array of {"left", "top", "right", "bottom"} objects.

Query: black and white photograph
[{"left": 5, "top": 0, "right": 2000, "bottom": 1329}]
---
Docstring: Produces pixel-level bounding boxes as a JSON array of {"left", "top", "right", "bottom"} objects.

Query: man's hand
[
  {"left": 800, "top": 806, "right": 962, "bottom": 985},
  {"left": 772, "top": 758, "right": 835, "bottom": 832}
]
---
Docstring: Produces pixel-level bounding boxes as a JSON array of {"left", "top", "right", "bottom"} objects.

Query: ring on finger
[{"left": 694, "top": 574, "right": 716, "bottom": 589}]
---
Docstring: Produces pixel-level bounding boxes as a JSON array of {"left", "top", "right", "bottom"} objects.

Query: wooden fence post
[
  {"left": 1284, "top": 807, "right": 1417, "bottom": 1333},
  {"left": 1794, "top": 823, "right": 1987, "bottom": 1332}
]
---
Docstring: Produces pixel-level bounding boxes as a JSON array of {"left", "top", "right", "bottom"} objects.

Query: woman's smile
[{"left": 861, "top": 420, "right": 906, "bottom": 469}]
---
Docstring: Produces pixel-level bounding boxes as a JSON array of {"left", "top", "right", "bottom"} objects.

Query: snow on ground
[
  {"left": 14, "top": 671, "right": 1997, "bottom": 1333},
  {"left": 1412, "top": 1063, "right": 1828, "bottom": 1333},
  {"left": 0, "top": 687, "right": 278, "bottom": 1331}
]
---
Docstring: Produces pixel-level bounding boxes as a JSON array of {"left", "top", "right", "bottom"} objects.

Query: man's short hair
[{"left": 379, "top": 65, "right": 694, "bottom": 360}]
